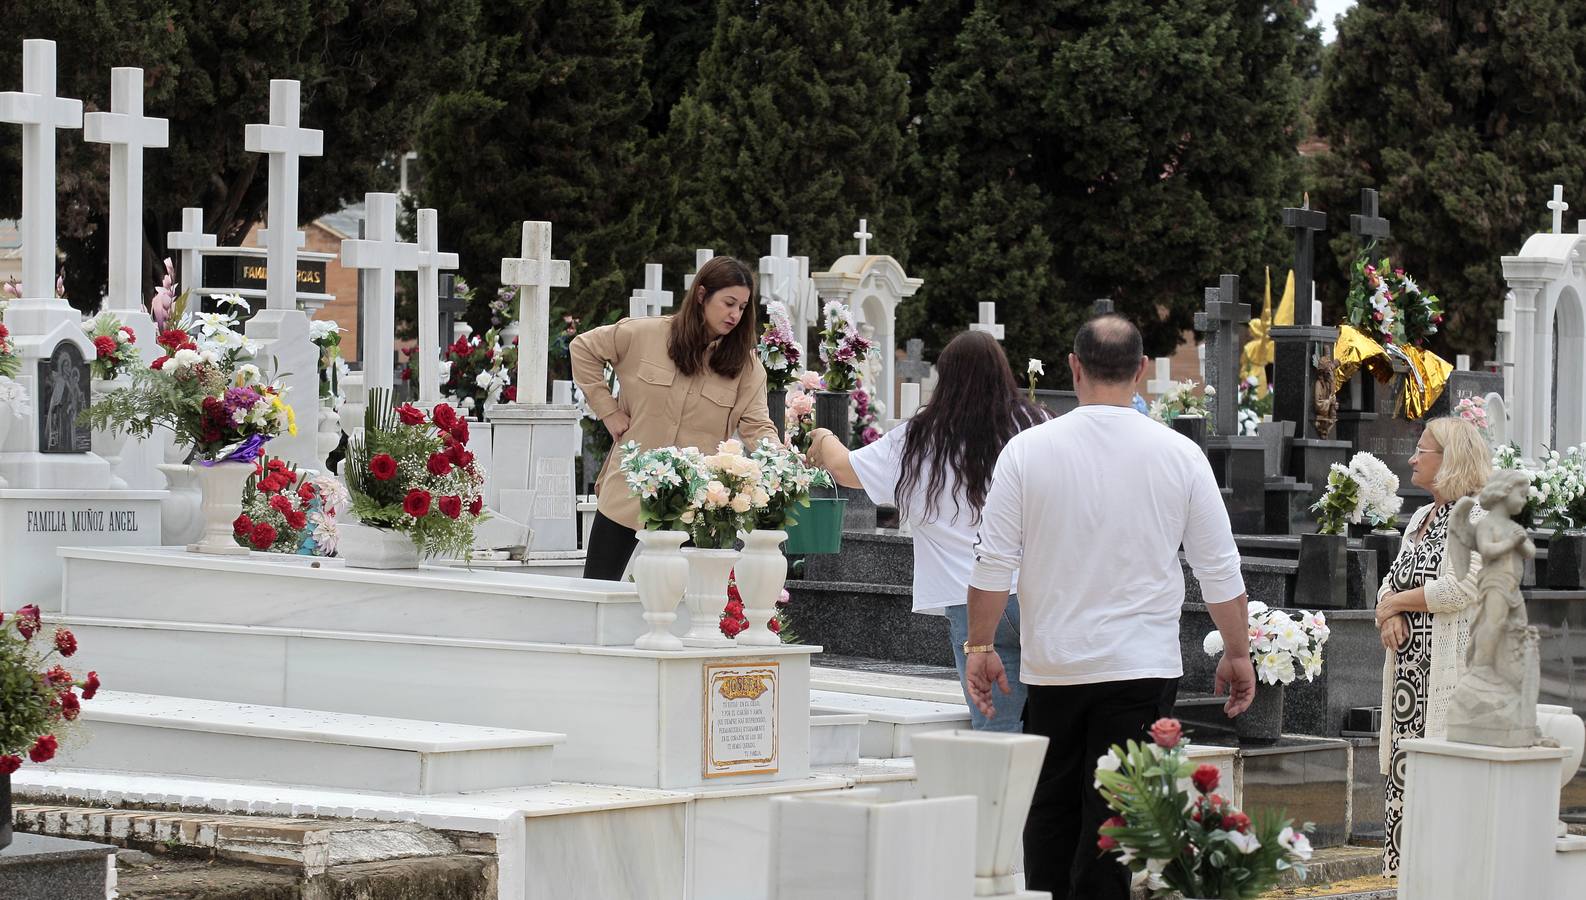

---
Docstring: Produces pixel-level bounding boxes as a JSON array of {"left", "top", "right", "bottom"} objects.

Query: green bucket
[{"left": 784, "top": 492, "right": 846, "bottom": 555}]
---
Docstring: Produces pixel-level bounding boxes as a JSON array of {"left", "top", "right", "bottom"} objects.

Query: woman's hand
[
  {"left": 604, "top": 410, "right": 632, "bottom": 442},
  {"left": 806, "top": 428, "right": 832, "bottom": 462},
  {"left": 1374, "top": 592, "right": 1398, "bottom": 627},
  {"left": 1380, "top": 613, "right": 1409, "bottom": 652}
]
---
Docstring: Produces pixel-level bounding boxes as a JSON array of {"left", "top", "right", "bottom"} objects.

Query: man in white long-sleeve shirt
[{"left": 964, "top": 315, "right": 1257, "bottom": 900}]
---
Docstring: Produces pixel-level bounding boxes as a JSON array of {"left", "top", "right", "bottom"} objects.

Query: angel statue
[{"left": 1445, "top": 470, "right": 1541, "bottom": 747}]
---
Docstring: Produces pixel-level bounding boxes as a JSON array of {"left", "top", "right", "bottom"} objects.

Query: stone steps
[
  {"left": 809, "top": 690, "right": 970, "bottom": 757},
  {"left": 63, "top": 691, "right": 564, "bottom": 795}
]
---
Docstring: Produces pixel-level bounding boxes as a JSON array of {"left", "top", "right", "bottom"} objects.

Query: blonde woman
[{"left": 1373, "top": 416, "right": 1491, "bottom": 877}]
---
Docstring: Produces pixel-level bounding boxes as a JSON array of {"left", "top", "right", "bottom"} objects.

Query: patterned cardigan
[{"left": 1376, "top": 501, "right": 1486, "bottom": 774}]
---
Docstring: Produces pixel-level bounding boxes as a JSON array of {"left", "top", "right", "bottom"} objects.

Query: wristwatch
[{"left": 962, "top": 642, "right": 996, "bottom": 655}]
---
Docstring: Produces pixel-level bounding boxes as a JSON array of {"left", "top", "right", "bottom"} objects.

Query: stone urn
[
  {"left": 679, "top": 546, "right": 738, "bottom": 647},
  {"left": 766, "top": 389, "right": 787, "bottom": 442},
  {"left": 336, "top": 521, "right": 421, "bottom": 569},
  {"left": 632, "top": 529, "right": 687, "bottom": 650},
  {"left": 814, "top": 390, "right": 852, "bottom": 446},
  {"left": 1171, "top": 414, "right": 1207, "bottom": 448},
  {"left": 188, "top": 461, "right": 253, "bottom": 555},
  {"left": 1295, "top": 531, "right": 1348, "bottom": 609},
  {"left": 1235, "top": 681, "right": 1285, "bottom": 745},
  {"left": 734, "top": 529, "right": 788, "bottom": 647},
  {"left": 1537, "top": 703, "right": 1586, "bottom": 836},
  {"left": 156, "top": 463, "right": 204, "bottom": 546}
]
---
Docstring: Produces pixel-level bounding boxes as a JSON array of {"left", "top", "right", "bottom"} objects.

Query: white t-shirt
[
  {"left": 850, "top": 422, "right": 1012, "bottom": 614},
  {"left": 969, "top": 405, "right": 1245, "bottom": 685}
]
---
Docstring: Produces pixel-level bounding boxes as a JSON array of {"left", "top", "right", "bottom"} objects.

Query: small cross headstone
[
  {"left": 1349, "top": 188, "right": 1392, "bottom": 246},
  {"left": 244, "top": 79, "right": 323, "bottom": 312},
  {"left": 896, "top": 338, "right": 930, "bottom": 382},
  {"left": 685, "top": 248, "right": 715, "bottom": 294},
  {"left": 340, "top": 192, "right": 420, "bottom": 397},
  {"left": 854, "top": 218, "right": 873, "bottom": 256},
  {"left": 1281, "top": 196, "right": 1327, "bottom": 327},
  {"left": 1549, "top": 185, "right": 1569, "bottom": 235},
  {"left": 969, "top": 302, "right": 1004, "bottom": 341},
  {"left": 1193, "top": 275, "right": 1250, "bottom": 437},
  {"left": 1147, "top": 357, "right": 1175, "bottom": 396},
  {"left": 500, "top": 221, "right": 571, "bottom": 406},
  {"left": 83, "top": 67, "right": 168, "bottom": 319},
  {"left": 413, "top": 208, "right": 459, "bottom": 405},
  {"left": 438, "top": 273, "right": 467, "bottom": 341},
  {"left": 759, "top": 235, "right": 798, "bottom": 312},
  {"left": 627, "top": 263, "right": 673, "bottom": 319},
  {"left": 166, "top": 207, "right": 216, "bottom": 293},
  {"left": 0, "top": 39, "right": 83, "bottom": 307},
  {"left": 1092, "top": 298, "right": 1114, "bottom": 315}
]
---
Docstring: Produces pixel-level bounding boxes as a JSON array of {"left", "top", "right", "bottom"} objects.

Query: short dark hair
[{"left": 1073, "top": 314, "right": 1143, "bottom": 384}]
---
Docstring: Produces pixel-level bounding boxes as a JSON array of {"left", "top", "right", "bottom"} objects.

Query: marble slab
[
  {"left": 57, "top": 545, "right": 656, "bottom": 645},
  {"left": 767, "top": 793, "right": 977, "bottom": 899},
  {"left": 810, "top": 666, "right": 968, "bottom": 706},
  {"left": 1, "top": 490, "right": 163, "bottom": 610},
  {"left": 810, "top": 690, "right": 971, "bottom": 758},
  {"left": 809, "top": 713, "right": 866, "bottom": 767}
]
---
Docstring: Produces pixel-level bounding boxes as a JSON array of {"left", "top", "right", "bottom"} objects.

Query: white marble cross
[
  {"left": 1147, "top": 357, "right": 1175, "bottom": 396},
  {"left": 627, "top": 263, "right": 673, "bottom": 319},
  {"left": 0, "top": 39, "right": 83, "bottom": 306},
  {"left": 759, "top": 234, "right": 798, "bottom": 312},
  {"left": 1311, "top": 299, "right": 1324, "bottom": 326},
  {"left": 414, "top": 208, "right": 459, "bottom": 405},
  {"left": 166, "top": 207, "right": 216, "bottom": 294},
  {"left": 969, "top": 301, "right": 1004, "bottom": 341},
  {"left": 1550, "top": 184, "right": 1569, "bottom": 235},
  {"left": 340, "top": 193, "right": 420, "bottom": 396},
  {"left": 500, "top": 221, "right": 571, "bottom": 406},
  {"left": 854, "top": 218, "right": 872, "bottom": 256},
  {"left": 684, "top": 248, "right": 715, "bottom": 294},
  {"left": 84, "top": 67, "right": 168, "bottom": 318},
  {"left": 244, "top": 80, "right": 323, "bottom": 312}
]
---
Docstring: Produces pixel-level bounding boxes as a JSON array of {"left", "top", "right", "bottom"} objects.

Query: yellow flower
[{"left": 270, "top": 394, "right": 298, "bottom": 436}]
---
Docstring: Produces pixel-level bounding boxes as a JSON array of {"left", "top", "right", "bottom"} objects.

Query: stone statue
[
  {"left": 1312, "top": 355, "right": 1339, "bottom": 440},
  {"left": 1445, "top": 470, "right": 1542, "bottom": 747}
]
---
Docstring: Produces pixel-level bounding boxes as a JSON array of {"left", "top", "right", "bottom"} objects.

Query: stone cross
[
  {"left": 83, "top": 67, "right": 168, "bottom": 324},
  {"left": 0, "top": 39, "right": 82, "bottom": 314},
  {"left": 244, "top": 80, "right": 323, "bottom": 312},
  {"left": 684, "top": 248, "right": 715, "bottom": 294},
  {"left": 970, "top": 302, "right": 1004, "bottom": 341},
  {"left": 1092, "top": 298, "right": 1114, "bottom": 315},
  {"left": 1349, "top": 188, "right": 1391, "bottom": 248},
  {"left": 413, "top": 208, "right": 459, "bottom": 405},
  {"left": 438, "top": 273, "right": 467, "bottom": 341},
  {"left": 896, "top": 338, "right": 930, "bottom": 382},
  {"left": 166, "top": 207, "right": 216, "bottom": 295},
  {"left": 340, "top": 193, "right": 420, "bottom": 397},
  {"left": 759, "top": 234, "right": 798, "bottom": 313},
  {"left": 1147, "top": 357, "right": 1175, "bottom": 396},
  {"left": 854, "top": 218, "right": 872, "bottom": 256},
  {"left": 627, "top": 263, "right": 673, "bottom": 319},
  {"left": 1193, "top": 276, "right": 1249, "bottom": 436},
  {"left": 500, "top": 221, "right": 571, "bottom": 406},
  {"left": 1281, "top": 197, "right": 1327, "bottom": 327},
  {"left": 1549, "top": 184, "right": 1569, "bottom": 235}
]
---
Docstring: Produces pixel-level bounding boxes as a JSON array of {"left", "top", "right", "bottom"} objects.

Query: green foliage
[
  {"left": 1312, "top": 0, "right": 1586, "bottom": 361},
  {"left": 1312, "top": 465, "right": 1360, "bottom": 536},
  {"left": 0, "top": 610, "right": 92, "bottom": 763}
]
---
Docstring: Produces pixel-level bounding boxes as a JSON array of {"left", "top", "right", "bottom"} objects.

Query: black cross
[
  {"left": 1092, "top": 298, "right": 1114, "bottom": 315},
  {"left": 1193, "top": 275, "right": 1250, "bottom": 437},
  {"left": 438, "top": 273, "right": 466, "bottom": 345},
  {"left": 1349, "top": 188, "right": 1391, "bottom": 244},
  {"left": 1282, "top": 199, "right": 1328, "bottom": 327}
]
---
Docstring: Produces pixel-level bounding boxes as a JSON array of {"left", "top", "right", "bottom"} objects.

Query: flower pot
[
  {"left": 632, "top": 530, "right": 688, "bottom": 650},
  {"left": 735, "top": 529, "right": 787, "bottom": 647},
  {"left": 336, "top": 521, "right": 422, "bottom": 569},
  {"left": 1547, "top": 530, "right": 1586, "bottom": 589},
  {"left": 766, "top": 389, "right": 787, "bottom": 442},
  {"left": 157, "top": 463, "right": 204, "bottom": 546},
  {"left": 814, "top": 390, "right": 852, "bottom": 446},
  {"left": 1295, "top": 531, "right": 1348, "bottom": 609},
  {"left": 784, "top": 494, "right": 847, "bottom": 555},
  {"left": 1362, "top": 527, "right": 1402, "bottom": 588},
  {"left": 1171, "top": 414, "right": 1207, "bottom": 447},
  {"left": 90, "top": 379, "right": 129, "bottom": 489},
  {"left": 0, "top": 772, "right": 10, "bottom": 851},
  {"left": 680, "top": 546, "right": 738, "bottom": 647},
  {"left": 188, "top": 460, "right": 253, "bottom": 555},
  {"left": 1236, "top": 681, "right": 1285, "bottom": 745}
]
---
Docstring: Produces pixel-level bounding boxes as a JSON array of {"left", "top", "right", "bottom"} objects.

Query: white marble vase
[
  {"left": 680, "top": 546, "right": 738, "bottom": 646},
  {"left": 734, "top": 529, "right": 787, "bottom": 647},
  {"left": 1537, "top": 703, "right": 1586, "bottom": 836},
  {"left": 336, "top": 521, "right": 421, "bottom": 569},
  {"left": 188, "top": 461, "right": 253, "bottom": 555},
  {"left": 632, "top": 529, "right": 687, "bottom": 650},
  {"left": 156, "top": 463, "right": 203, "bottom": 546},
  {"left": 89, "top": 380, "right": 129, "bottom": 489}
]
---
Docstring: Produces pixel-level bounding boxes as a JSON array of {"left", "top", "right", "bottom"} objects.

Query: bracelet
[{"left": 962, "top": 641, "right": 996, "bottom": 655}]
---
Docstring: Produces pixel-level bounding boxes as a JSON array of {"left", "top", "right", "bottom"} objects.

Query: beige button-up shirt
[{"left": 571, "top": 316, "right": 778, "bottom": 530}]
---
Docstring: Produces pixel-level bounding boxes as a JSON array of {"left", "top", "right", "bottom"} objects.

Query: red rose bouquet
[
  {"left": 82, "top": 312, "right": 140, "bottom": 380},
  {"left": 0, "top": 320, "right": 20, "bottom": 379},
  {"left": 0, "top": 604, "right": 99, "bottom": 773},
  {"left": 344, "top": 389, "right": 486, "bottom": 559},
  {"left": 718, "top": 572, "right": 795, "bottom": 642},
  {"left": 233, "top": 457, "right": 349, "bottom": 555}
]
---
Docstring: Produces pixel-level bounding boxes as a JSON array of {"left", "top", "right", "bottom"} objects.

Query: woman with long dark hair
[
  {"left": 571, "top": 255, "right": 778, "bottom": 580},
  {"left": 806, "top": 329, "right": 1046, "bottom": 729}
]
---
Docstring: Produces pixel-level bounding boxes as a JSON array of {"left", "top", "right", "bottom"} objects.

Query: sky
[{"left": 1311, "top": 0, "right": 1357, "bottom": 43}]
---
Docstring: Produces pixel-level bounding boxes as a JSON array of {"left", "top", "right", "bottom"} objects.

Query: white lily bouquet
[
  {"left": 1204, "top": 602, "right": 1330, "bottom": 686},
  {"left": 1493, "top": 443, "right": 1586, "bottom": 531},
  {"left": 1148, "top": 379, "right": 1211, "bottom": 426},
  {"left": 619, "top": 441, "right": 705, "bottom": 532},
  {"left": 749, "top": 438, "right": 832, "bottom": 531},
  {"left": 1311, "top": 451, "right": 1402, "bottom": 536}
]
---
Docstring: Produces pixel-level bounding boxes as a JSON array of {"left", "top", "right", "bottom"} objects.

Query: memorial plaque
[
  {"left": 703, "top": 660, "right": 779, "bottom": 778},
  {"left": 36, "top": 341, "right": 91, "bottom": 453},
  {"left": 202, "top": 252, "right": 327, "bottom": 294}
]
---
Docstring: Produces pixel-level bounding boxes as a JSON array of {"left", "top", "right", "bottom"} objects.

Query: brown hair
[{"left": 668, "top": 255, "right": 757, "bottom": 378}]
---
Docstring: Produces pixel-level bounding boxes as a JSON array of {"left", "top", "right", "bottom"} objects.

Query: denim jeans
[{"left": 944, "top": 595, "right": 1026, "bottom": 732}]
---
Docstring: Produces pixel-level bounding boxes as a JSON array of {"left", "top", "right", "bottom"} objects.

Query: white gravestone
[
  {"left": 490, "top": 222, "right": 581, "bottom": 553},
  {"left": 897, "top": 382, "right": 920, "bottom": 420},
  {"left": 811, "top": 241, "right": 923, "bottom": 422},
  {"left": 853, "top": 218, "right": 872, "bottom": 256},
  {"left": 768, "top": 790, "right": 978, "bottom": 900},
  {"left": 1146, "top": 356, "right": 1175, "bottom": 397},
  {"left": 413, "top": 208, "right": 460, "bottom": 406},
  {"left": 684, "top": 248, "right": 715, "bottom": 293},
  {"left": 166, "top": 207, "right": 216, "bottom": 297},
  {"left": 627, "top": 263, "right": 673, "bottom": 319},
  {"left": 969, "top": 302, "right": 1004, "bottom": 341},
  {"left": 242, "top": 79, "right": 322, "bottom": 470},
  {"left": 339, "top": 192, "right": 419, "bottom": 423},
  {"left": 760, "top": 234, "right": 800, "bottom": 328}
]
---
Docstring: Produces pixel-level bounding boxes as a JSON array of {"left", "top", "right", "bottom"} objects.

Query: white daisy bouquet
[
  {"left": 619, "top": 440, "right": 703, "bottom": 532},
  {"left": 1203, "top": 602, "right": 1330, "bottom": 686},
  {"left": 1493, "top": 443, "right": 1584, "bottom": 530},
  {"left": 1311, "top": 451, "right": 1402, "bottom": 535},
  {"left": 1149, "top": 380, "right": 1211, "bottom": 427},
  {"left": 686, "top": 439, "right": 768, "bottom": 549}
]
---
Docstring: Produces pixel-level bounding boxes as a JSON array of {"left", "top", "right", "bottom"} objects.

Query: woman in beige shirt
[{"left": 570, "top": 255, "right": 778, "bottom": 580}]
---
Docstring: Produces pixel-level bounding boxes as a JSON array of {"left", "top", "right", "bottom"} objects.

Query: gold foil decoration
[
  {"left": 1240, "top": 267, "right": 1295, "bottom": 389},
  {"left": 1331, "top": 325, "right": 1394, "bottom": 391},
  {"left": 1330, "top": 325, "right": 1451, "bottom": 420},
  {"left": 1397, "top": 346, "right": 1452, "bottom": 420}
]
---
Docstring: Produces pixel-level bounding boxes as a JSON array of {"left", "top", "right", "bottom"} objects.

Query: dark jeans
[
  {"left": 582, "top": 511, "right": 638, "bottom": 581},
  {"left": 1023, "top": 676, "right": 1179, "bottom": 900}
]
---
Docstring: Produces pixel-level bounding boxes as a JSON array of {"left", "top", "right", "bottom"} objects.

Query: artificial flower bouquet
[
  {"left": 309, "top": 319, "right": 346, "bottom": 402},
  {"left": 849, "top": 383, "right": 883, "bottom": 447},
  {"left": 1311, "top": 451, "right": 1402, "bottom": 535},
  {"left": 758, "top": 300, "right": 803, "bottom": 392},
  {"left": 0, "top": 376, "right": 31, "bottom": 420},
  {"left": 434, "top": 329, "right": 517, "bottom": 419},
  {"left": 719, "top": 572, "right": 793, "bottom": 641},
  {"left": 749, "top": 438, "right": 832, "bottom": 530},
  {"left": 1494, "top": 443, "right": 1585, "bottom": 531},
  {"left": 345, "top": 391, "right": 486, "bottom": 559},
  {"left": 0, "top": 604, "right": 99, "bottom": 773},
  {"left": 83, "top": 312, "right": 139, "bottom": 380},
  {"left": 1346, "top": 253, "right": 1444, "bottom": 348},
  {"left": 0, "top": 320, "right": 19, "bottom": 379},
  {"left": 1237, "top": 375, "right": 1271, "bottom": 437},
  {"left": 783, "top": 371, "right": 822, "bottom": 452},
  {"left": 1203, "top": 601, "right": 1330, "bottom": 686},
  {"left": 686, "top": 439, "right": 768, "bottom": 549},
  {"left": 619, "top": 440, "right": 706, "bottom": 532},
  {"left": 1149, "top": 380, "right": 1212, "bottom": 426},
  {"left": 817, "top": 300, "right": 873, "bottom": 393},
  {"left": 1096, "top": 717, "right": 1314, "bottom": 899},
  {"left": 233, "top": 457, "right": 348, "bottom": 555}
]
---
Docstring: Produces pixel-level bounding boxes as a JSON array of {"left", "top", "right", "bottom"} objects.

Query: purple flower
[{"left": 222, "top": 386, "right": 262, "bottom": 418}]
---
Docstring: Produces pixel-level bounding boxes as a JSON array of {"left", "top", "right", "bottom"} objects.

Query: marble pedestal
[
  {"left": 767, "top": 790, "right": 977, "bottom": 900},
  {"left": 1400, "top": 738, "right": 1568, "bottom": 900},
  {"left": 1207, "top": 435, "right": 1268, "bottom": 534},
  {"left": 0, "top": 491, "right": 162, "bottom": 608},
  {"left": 0, "top": 832, "right": 116, "bottom": 900},
  {"left": 488, "top": 404, "right": 581, "bottom": 553}
]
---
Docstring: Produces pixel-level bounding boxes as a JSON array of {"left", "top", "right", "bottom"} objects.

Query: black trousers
[
  {"left": 1022, "top": 677, "right": 1179, "bottom": 900},
  {"left": 582, "top": 511, "right": 638, "bottom": 581}
]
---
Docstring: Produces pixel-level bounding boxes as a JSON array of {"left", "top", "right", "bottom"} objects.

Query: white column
[
  {"left": 1512, "top": 284, "right": 1543, "bottom": 457},
  {"left": 413, "top": 208, "right": 459, "bottom": 406},
  {"left": 499, "top": 221, "right": 570, "bottom": 406}
]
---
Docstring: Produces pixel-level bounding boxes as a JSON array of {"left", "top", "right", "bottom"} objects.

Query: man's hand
[
  {"left": 604, "top": 410, "right": 631, "bottom": 442},
  {"left": 1214, "top": 653, "right": 1256, "bottom": 718},
  {"left": 1380, "top": 614, "right": 1408, "bottom": 652},
  {"left": 964, "top": 651, "right": 1011, "bottom": 721}
]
